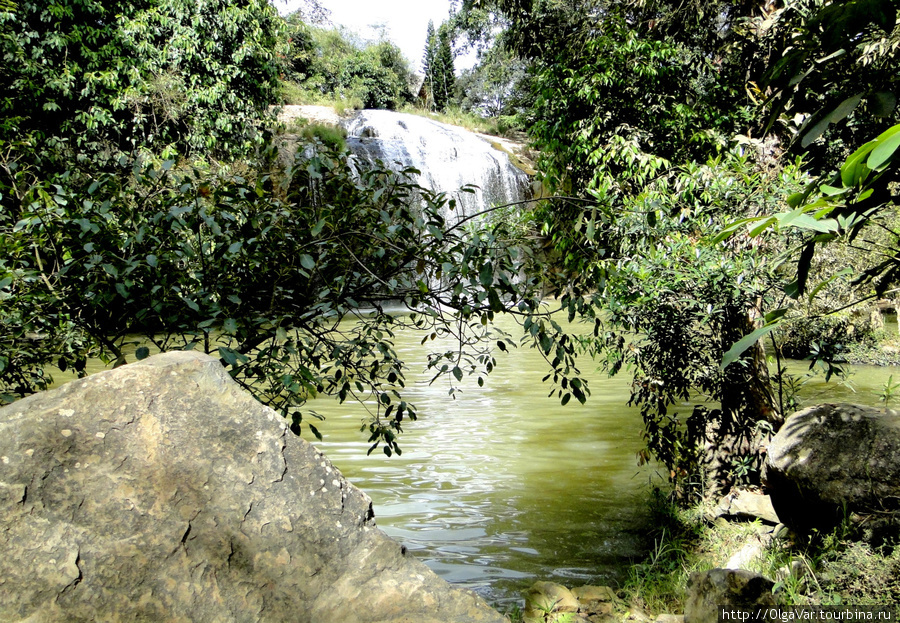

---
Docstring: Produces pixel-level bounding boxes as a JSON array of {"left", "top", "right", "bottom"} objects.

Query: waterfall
[{"left": 342, "top": 110, "right": 532, "bottom": 223}]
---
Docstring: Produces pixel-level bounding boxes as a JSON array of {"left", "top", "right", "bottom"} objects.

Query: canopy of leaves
[{"left": 455, "top": 43, "right": 528, "bottom": 118}]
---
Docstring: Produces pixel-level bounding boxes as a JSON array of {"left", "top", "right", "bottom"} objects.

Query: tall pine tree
[{"left": 422, "top": 20, "right": 455, "bottom": 112}]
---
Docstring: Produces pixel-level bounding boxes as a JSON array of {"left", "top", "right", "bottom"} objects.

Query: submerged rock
[
  {"left": 765, "top": 403, "right": 900, "bottom": 534},
  {"left": 0, "top": 351, "right": 505, "bottom": 623}
]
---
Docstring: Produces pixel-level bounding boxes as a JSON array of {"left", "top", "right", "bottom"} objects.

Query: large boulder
[
  {"left": 0, "top": 351, "right": 506, "bottom": 623},
  {"left": 765, "top": 403, "right": 900, "bottom": 533}
]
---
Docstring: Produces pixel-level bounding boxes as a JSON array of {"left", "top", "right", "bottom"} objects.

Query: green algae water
[{"left": 46, "top": 314, "right": 900, "bottom": 607}]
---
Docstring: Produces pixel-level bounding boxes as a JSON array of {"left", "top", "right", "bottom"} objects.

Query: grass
[
  {"left": 622, "top": 490, "right": 900, "bottom": 615},
  {"left": 295, "top": 122, "right": 347, "bottom": 151},
  {"left": 397, "top": 104, "right": 523, "bottom": 139}
]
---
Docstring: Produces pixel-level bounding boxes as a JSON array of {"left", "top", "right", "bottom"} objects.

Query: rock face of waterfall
[{"left": 343, "top": 110, "right": 532, "bottom": 221}]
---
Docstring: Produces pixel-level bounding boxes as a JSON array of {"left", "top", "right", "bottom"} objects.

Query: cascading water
[{"left": 343, "top": 110, "right": 532, "bottom": 223}]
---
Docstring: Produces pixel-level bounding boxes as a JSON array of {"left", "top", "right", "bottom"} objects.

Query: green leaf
[
  {"left": 801, "top": 115, "right": 832, "bottom": 149},
  {"left": 712, "top": 217, "right": 759, "bottom": 243},
  {"left": 866, "top": 124, "right": 900, "bottom": 170},
  {"left": 827, "top": 93, "right": 863, "bottom": 123},
  {"left": 300, "top": 254, "right": 315, "bottom": 270},
  {"left": 135, "top": 346, "right": 150, "bottom": 360},
  {"left": 218, "top": 346, "right": 238, "bottom": 366},
  {"left": 479, "top": 262, "right": 493, "bottom": 288},
  {"left": 749, "top": 216, "right": 777, "bottom": 238},
  {"left": 721, "top": 323, "right": 780, "bottom": 370},
  {"left": 786, "top": 192, "right": 806, "bottom": 209},
  {"left": 146, "top": 254, "right": 158, "bottom": 267},
  {"left": 841, "top": 139, "right": 877, "bottom": 187},
  {"left": 819, "top": 184, "right": 849, "bottom": 197},
  {"left": 776, "top": 212, "right": 838, "bottom": 234},
  {"left": 452, "top": 366, "right": 463, "bottom": 382}
]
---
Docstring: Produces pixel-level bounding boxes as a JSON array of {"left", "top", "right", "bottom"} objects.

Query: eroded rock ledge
[{"left": 0, "top": 351, "right": 505, "bottom": 623}]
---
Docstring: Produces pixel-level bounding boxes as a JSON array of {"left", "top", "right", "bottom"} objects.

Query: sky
[{"left": 276, "top": 0, "right": 470, "bottom": 74}]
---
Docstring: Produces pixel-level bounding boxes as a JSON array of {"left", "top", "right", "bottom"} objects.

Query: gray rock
[
  {"left": 0, "top": 351, "right": 505, "bottom": 623},
  {"left": 684, "top": 569, "right": 775, "bottom": 623},
  {"left": 765, "top": 403, "right": 900, "bottom": 532},
  {"left": 723, "top": 535, "right": 770, "bottom": 572},
  {"left": 712, "top": 489, "right": 780, "bottom": 525}
]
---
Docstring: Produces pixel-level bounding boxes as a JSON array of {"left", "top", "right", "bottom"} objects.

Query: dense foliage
[
  {"left": 1, "top": 137, "right": 568, "bottom": 451},
  {"left": 454, "top": 43, "right": 527, "bottom": 119},
  {"left": 1, "top": 0, "right": 283, "bottom": 163},
  {"left": 3, "top": 0, "right": 900, "bottom": 482},
  {"left": 0, "top": 0, "right": 592, "bottom": 455}
]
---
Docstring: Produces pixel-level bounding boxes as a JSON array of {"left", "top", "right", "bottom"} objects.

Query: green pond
[{"left": 48, "top": 313, "right": 900, "bottom": 608}]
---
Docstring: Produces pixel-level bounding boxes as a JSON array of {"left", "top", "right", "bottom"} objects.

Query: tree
[
  {"left": 754, "top": 0, "right": 900, "bottom": 170},
  {"left": 714, "top": 0, "right": 900, "bottom": 365},
  {"left": 422, "top": 20, "right": 456, "bottom": 112},
  {"left": 1, "top": 0, "right": 595, "bottom": 457},
  {"left": 1, "top": 136, "right": 575, "bottom": 452},
  {"left": 282, "top": 18, "right": 414, "bottom": 110},
  {"left": 456, "top": 43, "right": 527, "bottom": 118}
]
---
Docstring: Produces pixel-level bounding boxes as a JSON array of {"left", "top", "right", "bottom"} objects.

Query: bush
[
  {"left": 298, "top": 123, "right": 347, "bottom": 152},
  {"left": 776, "top": 313, "right": 880, "bottom": 361}
]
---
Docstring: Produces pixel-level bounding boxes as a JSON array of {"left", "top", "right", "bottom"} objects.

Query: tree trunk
[{"left": 689, "top": 306, "right": 782, "bottom": 501}]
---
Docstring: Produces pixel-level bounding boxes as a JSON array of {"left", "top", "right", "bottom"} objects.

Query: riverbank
[{"left": 505, "top": 489, "right": 899, "bottom": 622}]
